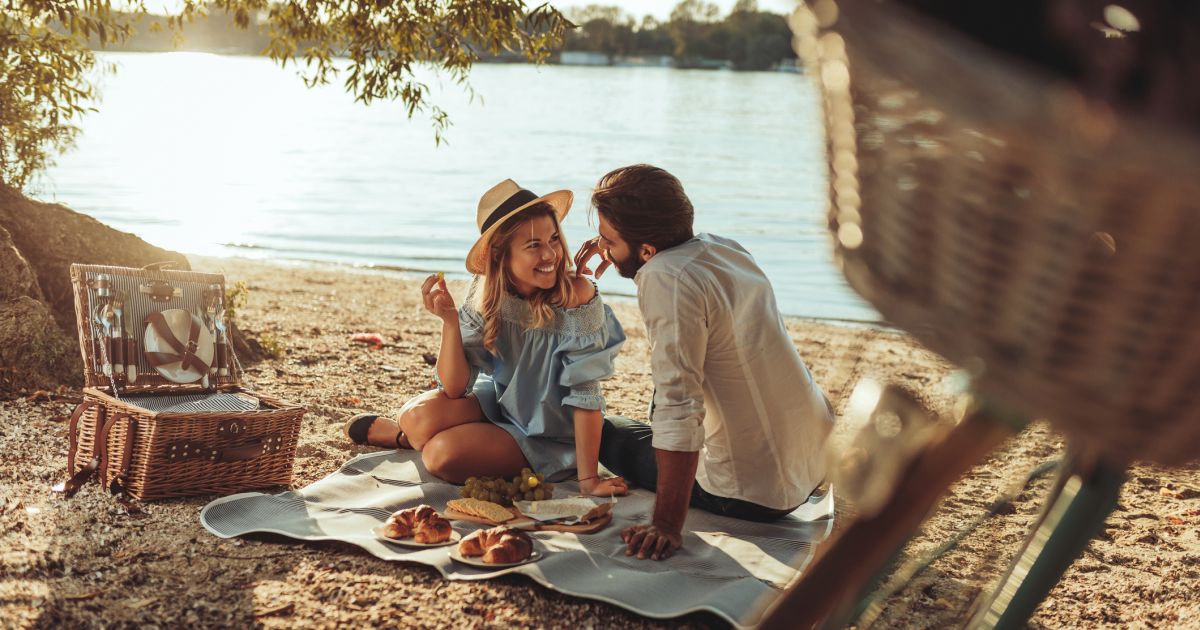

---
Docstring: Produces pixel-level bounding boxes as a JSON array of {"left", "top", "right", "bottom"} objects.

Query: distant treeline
[
  {"left": 564, "top": 0, "right": 796, "bottom": 70},
  {"left": 93, "top": 11, "right": 268, "bottom": 54},
  {"left": 89, "top": 0, "right": 797, "bottom": 71}
]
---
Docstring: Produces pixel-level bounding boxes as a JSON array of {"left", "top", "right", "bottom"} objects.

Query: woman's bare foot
[{"left": 367, "top": 417, "right": 413, "bottom": 449}]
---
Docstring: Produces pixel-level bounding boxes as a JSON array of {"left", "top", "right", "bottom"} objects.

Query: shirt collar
[{"left": 634, "top": 235, "right": 701, "bottom": 285}]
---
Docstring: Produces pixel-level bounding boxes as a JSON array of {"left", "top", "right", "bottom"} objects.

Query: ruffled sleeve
[
  {"left": 558, "top": 301, "right": 626, "bottom": 411},
  {"left": 436, "top": 304, "right": 492, "bottom": 393}
]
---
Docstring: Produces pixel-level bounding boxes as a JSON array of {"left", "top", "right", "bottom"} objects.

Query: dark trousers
[{"left": 598, "top": 415, "right": 796, "bottom": 523}]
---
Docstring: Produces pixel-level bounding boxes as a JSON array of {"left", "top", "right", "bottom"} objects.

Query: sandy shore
[{"left": 2, "top": 255, "right": 1197, "bottom": 628}]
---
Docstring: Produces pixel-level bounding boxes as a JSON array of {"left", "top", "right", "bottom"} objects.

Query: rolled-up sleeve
[
  {"left": 639, "top": 270, "right": 707, "bottom": 452},
  {"left": 559, "top": 305, "right": 626, "bottom": 411}
]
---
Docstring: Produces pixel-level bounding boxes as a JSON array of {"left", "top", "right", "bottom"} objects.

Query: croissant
[
  {"left": 412, "top": 515, "right": 453, "bottom": 544},
  {"left": 457, "top": 526, "right": 533, "bottom": 564},
  {"left": 382, "top": 519, "right": 412, "bottom": 539},
  {"left": 384, "top": 504, "right": 452, "bottom": 544}
]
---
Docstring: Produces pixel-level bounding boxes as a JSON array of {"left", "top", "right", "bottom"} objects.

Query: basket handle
[
  {"left": 96, "top": 412, "right": 133, "bottom": 494},
  {"left": 141, "top": 261, "right": 178, "bottom": 271},
  {"left": 107, "top": 417, "right": 138, "bottom": 496},
  {"left": 64, "top": 400, "right": 97, "bottom": 475},
  {"left": 53, "top": 401, "right": 106, "bottom": 497}
]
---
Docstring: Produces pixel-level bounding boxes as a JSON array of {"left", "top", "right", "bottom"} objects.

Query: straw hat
[{"left": 465, "top": 179, "right": 572, "bottom": 274}]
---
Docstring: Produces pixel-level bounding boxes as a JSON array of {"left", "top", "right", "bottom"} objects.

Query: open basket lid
[{"left": 70, "top": 263, "right": 243, "bottom": 392}]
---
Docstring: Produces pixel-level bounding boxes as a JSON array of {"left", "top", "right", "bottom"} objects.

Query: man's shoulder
[
  {"left": 645, "top": 234, "right": 757, "bottom": 282},
  {"left": 637, "top": 259, "right": 701, "bottom": 294},
  {"left": 635, "top": 265, "right": 711, "bottom": 324},
  {"left": 695, "top": 233, "right": 752, "bottom": 256}
]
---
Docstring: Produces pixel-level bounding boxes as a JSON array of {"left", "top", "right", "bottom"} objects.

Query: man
[{"left": 574, "top": 164, "right": 834, "bottom": 561}]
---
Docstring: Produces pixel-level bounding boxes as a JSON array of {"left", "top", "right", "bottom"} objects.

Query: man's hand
[
  {"left": 621, "top": 523, "right": 683, "bottom": 561},
  {"left": 573, "top": 237, "right": 612, "bottom": 279}
]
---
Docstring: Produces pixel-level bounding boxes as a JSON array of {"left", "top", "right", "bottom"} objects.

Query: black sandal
[{"left": 343, "top": 413, "right": 408, "bottom": 449}]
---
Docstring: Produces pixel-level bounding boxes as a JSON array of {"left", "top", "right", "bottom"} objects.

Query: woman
[{"left": 345, "top": 179, "right": 628, "bottom": 498}]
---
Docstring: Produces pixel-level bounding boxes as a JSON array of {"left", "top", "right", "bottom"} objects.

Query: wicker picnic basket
[
  {"left": 58, "top": 263, "right": 305, "bottom": 500},
  {"left": 792, "top": 1, "right": 1200, "bottom": 464}
]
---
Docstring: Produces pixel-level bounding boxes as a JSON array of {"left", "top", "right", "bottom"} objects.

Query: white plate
[
  {"left": 448, "top": 546, "right": 542, "bottom": 568},
  {"left": 143, "top": 309, "right": 215, "bottom": 384},
  {"left": 372, "top": 525, "right": 461, "bottom": 548}
]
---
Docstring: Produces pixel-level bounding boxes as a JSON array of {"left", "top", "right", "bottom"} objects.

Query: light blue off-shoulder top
[{"left": 443, "top": 284, "right": 626, "bottom": 480}]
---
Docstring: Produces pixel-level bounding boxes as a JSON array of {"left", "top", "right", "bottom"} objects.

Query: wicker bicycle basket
[
  {"left": 791, "top": 1, "right": 1200, "bottom": 464},
  {"left": 60, "top": 264, "right": 305, "bottom": 500}
]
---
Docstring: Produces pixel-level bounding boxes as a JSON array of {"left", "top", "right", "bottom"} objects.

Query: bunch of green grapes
[
  {"left": 458, "top": 468, "right": 555, "bottom": 505},
  {"left": 511, "top": 467, "right": 554, "bottom": 502},
  {"left": 458, "top": 476, "right": 513, "bottom": 505}
]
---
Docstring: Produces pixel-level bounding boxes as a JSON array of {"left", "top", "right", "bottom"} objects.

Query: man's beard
[{"left": 609, "top": 248, "right": 645, "bottom": 279}]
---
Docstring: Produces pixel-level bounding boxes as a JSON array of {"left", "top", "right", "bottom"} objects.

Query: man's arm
[
  {"left": 652, "top": 448, "right": 699, "bottom": 533},
  {"left": 624, "top": 269, "right": 708, "bottom": 560},
  {"left": 621, "top": 448, "right": 699, "bottom": 560}
]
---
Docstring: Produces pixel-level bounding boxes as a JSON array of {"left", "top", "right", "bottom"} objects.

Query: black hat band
[{"left": 480, "top": 189, "right": 540, "bottom": 234}]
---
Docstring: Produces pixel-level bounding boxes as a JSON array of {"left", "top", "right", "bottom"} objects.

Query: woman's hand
[
  {"left": 580, "top": 475, "right": 628, "bottom": 497},
  {"left": 421, "top": 273, "right": 457, "bottom": 322},
  {"left": 573, "top": 237, "right": 612, "bottom": 279}
]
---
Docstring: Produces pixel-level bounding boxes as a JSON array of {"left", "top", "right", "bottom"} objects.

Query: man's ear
[{"left": 639, "top": 243, "right": 657, "bottom": 262}]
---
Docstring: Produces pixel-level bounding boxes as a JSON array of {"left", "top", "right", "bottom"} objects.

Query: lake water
[{"left": 40, "top": 52, "right": 878, "bottom": 322}]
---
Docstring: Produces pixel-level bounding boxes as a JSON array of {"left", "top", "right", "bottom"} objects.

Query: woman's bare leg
[
  {"left": 420, "top": 423, "right": 529, "bottom": 483},
  {"left": 365, "top": 389, "right": 486, "bottom": 449}
]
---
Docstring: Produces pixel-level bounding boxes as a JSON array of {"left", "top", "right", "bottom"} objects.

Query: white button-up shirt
[{"left": 636, "top": 233, "right": 833, "bottom": 510}]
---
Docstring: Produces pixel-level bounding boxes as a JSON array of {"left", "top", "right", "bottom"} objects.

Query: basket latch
[{"left": 218, "top": 419, "right": 247, "bottom": 436}]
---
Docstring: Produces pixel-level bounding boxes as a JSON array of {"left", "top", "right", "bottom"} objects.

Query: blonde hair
[{"left": 472, "top": 203, "right": 577, "bottom": 355}]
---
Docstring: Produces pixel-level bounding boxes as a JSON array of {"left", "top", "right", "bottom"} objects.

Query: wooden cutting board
[{"left": 444, "top": 507, "right": 612, "bottom": 534}]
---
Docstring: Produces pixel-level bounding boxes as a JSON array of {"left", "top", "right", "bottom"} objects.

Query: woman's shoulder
[
  {"left": 551, "top": 277, "right": 624, "bottom": 343},
  {"left": 563, "top": 275, "right": 598, "bottom": 309}
]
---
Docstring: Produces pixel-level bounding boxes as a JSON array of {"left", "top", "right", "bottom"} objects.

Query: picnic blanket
[{"left": 200, "top": 450, "right": 835, "bottom": 627}]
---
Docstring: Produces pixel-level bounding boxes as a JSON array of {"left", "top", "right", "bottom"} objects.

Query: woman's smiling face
[{"left": 506, "top": 214, "right": 564, "bottom": 296}]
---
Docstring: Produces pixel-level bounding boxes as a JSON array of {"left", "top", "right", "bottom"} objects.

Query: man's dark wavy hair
[{"left": 590, "top": 164, "right": 694, "bottom": 252}]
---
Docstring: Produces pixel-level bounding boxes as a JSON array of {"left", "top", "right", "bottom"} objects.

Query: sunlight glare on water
[{"left": 42, "top": 52, "right": 877, "bottom": 322}]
